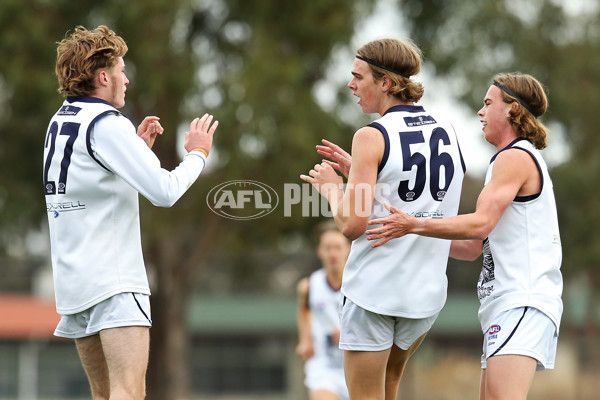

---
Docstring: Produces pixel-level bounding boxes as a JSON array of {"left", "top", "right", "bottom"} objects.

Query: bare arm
[
  {"left": 301, "top": 127, "right": 383, "bottom": 240},
  {"left": 366, "top": 149, "right": 536, "bottom": 246},
  {"left": 295, "top": 278, "right": 314, "bottom": 362},
  {"left": 330, "top": 329, "right": 341, "bottom": 346},
  {"left": 450, "top": 240, "right": 483, "bottom": 261}
]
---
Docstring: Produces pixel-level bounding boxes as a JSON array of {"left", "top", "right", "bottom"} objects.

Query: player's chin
[{"left": 359, "top": 103, "right": 372, "bottom": 114}]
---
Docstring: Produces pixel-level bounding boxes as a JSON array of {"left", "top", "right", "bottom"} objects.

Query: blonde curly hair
[{"left": 55, "top": 25, "right": 127, "bottom": 97}]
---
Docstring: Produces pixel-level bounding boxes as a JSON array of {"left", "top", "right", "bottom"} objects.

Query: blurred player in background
[
  {"left": 301, "top": 38, "right": 465, "bottom": 399},
  {"left": 296, "top": 221, "right": 351, "bottom": 400},
  {"left": 44, "top": 25, "right": 217, "bottom": 400},
  {"left": 366, "top": 72, "right": 563, "bottom": 400}
]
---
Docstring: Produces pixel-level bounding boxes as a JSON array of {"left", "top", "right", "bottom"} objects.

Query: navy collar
[
  {"left": 383, "top": 104, "right": 425, "bottom": 116},
  {"left": 490, "top": 137, "right": 531, "bottom": 163},
  {"left": 66, "top": 96, "right": 115, "bottom": 107},
  {"left": 500, "top": 137, "right": 530, "bottom": 153}
]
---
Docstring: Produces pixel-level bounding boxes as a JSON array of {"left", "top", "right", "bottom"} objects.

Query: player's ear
[
  {"left": 509, "top": 101, "right": 520, "bottom": 116},
  {"left": 381, "top": 75, "right": 392, "bottom": 92},
  {"left": 97, "top": 70, "right": 109, "bottom": 87}
]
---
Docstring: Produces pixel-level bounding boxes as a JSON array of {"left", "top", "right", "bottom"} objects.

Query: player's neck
[
  {"left": 379, "top": 97, "right": 414, "bottom": 116},
  {"left": 325, "top": 270, "right": 343, "bottom": 290},
  {"left": 494, "top": 130, "right": 520, "bottom": 152}
]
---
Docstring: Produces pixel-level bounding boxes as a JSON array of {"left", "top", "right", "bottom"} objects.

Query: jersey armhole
[
  {"left": 86, "top": 110, "right": 122, "bottom": 172},
  {"left": 449, "top": 122, "right": 467, "bottom": 174},
  {"left": 512, "top": 146, "right": 543, "bottom": 202},
  {"left": 368, "top": 121, "right": 390, "bottom": 175}
]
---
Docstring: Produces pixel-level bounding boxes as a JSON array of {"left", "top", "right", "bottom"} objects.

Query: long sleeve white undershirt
[{"left": 92, "top": 114, "right": 207, "bottom": 207}]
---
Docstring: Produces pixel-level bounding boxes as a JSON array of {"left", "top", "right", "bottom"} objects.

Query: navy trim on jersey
[
  {"left": 490, "top": 307, "right": 528, "bottom": 357},
  {"left": 451, "top": 123, "right": 467, "bottom": 174},
  {"left": 489, "top": 137, "right": 529, "bottom": 163},
  {"left": 513, "top": 147, "right": 543, "bottom": 202},
  {"left": 489, "top": 138, "right": 543, "bottom": 202},
  {"left": 373, "top": 105, "right": 427, "bottom": 172},
  {"left": 86, "top": 110, "right": 121, "bottom": 172},
  {"left": 368, "top": 122, "right": 390, "bottom": 174},
  {"left": 383, "top": 104, "right": 425, "bottom": 115},
  {"left": 67, "top": 96, "right": 115, "bottom": 107}
]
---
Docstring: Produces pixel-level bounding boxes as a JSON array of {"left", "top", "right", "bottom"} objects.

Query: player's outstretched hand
[
  {"left": 300, "top": 161, "right": 343, "bottom": 199},
  {"left": 185, "top": 114, "right": 219, "bottom": 156},
  {"left": 137, "top": 116, "right": 164, "bottom": 149},
  {"left": 316, "top": 139, "right": 351, "bottom": 179},
  {"left": 366, "top": 202, "right": 416, "bottom": 247}
]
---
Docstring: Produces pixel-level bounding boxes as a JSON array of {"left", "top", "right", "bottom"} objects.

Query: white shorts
[
  {"left": 481, "top": 306, "right": 558, "bottom": 371},
  {"left": 339, "top": 297, "right": 438, "bottom": 351},
  {"left": 304, "top": 358, "right": 349, "bottom": 400},
  {"left": 54, "top": 292, "right": 152, "bottom": 339}
]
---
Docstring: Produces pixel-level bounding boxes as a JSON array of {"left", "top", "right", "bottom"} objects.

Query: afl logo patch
[{"left": 489, "top": 324, "right": 501, "bottom": 335}]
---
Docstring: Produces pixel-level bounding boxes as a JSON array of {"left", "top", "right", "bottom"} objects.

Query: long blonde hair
[
  {"left": 357, "top": 38, "right": 424, "bottom": 103},
  {"left": 493, "top": 72, "right": 549, "bottom": 150}
]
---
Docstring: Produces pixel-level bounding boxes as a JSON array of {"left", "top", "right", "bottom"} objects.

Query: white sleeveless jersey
[
  {"left": 342, "top": 105, "right": 466, "bottom": 317},
  {"left": 307, "top": 268, "right": 343, "bottom": 369},
  {"left": 44, "top": 96, "right": 207, "bottom": 314},
  {"left": 477, "top": 138, "right": 563, "bottom": 333}
]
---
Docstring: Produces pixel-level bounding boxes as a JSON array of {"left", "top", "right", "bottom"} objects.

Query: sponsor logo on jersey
[
  {"left": 404, "top": 115, "right": 437, "bottom": 127},
  {"left": 46, "top": 201, "right": 86, "bottom": 218},
  {"left": 58, "top": 105, "right": 82, "bottom": 116},
  {"left": 207, "top": 180, "right": 278, "bottom": 220},
  {"left": 407, "top": 210, "right": 445, "bottom": 219}
]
